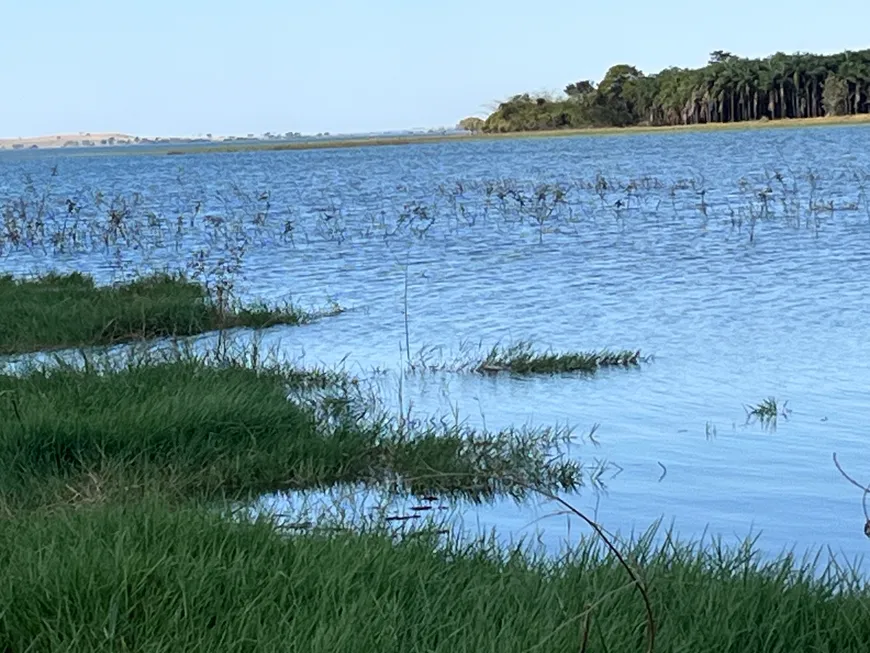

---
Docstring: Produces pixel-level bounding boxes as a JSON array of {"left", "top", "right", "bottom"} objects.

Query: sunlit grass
[
  {"left": 1, "top": 500, "right": 869, "bottom": 653},
  {"left": 0, "top": 347, "right": 585, "bottom": 512},
  {"left": 0, "top": 272, "right": 336, "bottom": 355}
]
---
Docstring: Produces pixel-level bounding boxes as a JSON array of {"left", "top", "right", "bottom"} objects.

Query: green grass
[
  {"left": 475, "top": 341, "right": 643, "bottom": 375},
  {"left": 746, "top": 397, "right": 778, "bottom": 418},
  {"left": 0, "top": 350, "right": 583, "bottom": 511},
  {"left": 2, "top": 266, "right": 865, "bottom": 651},
  {"left": 1, "top": 499, "right": 868, "bottom": 652},
  {"left": 744, "top": 397, "right": 789, "bottom": 429},
  {"left": 0, "top": 271, "right": 329, "bottom": 355}
]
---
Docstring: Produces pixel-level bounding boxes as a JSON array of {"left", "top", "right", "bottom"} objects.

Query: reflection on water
[{"left": 2, "top": 125, "right": 870, "bottom": 567}]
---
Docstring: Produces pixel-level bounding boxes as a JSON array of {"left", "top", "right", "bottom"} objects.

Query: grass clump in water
[
  {"left": 744, "top": 397, "right": 790, "bottom": 429},
  {"left": 0, "top": 347, "right": 584, "bottom": 511},
  {"left": 2, "top": 501, "right": 869, "bottom": 653},
  {"left": 0, "top": 271, "right": 330, "bottom": 355},
  {"left": 475, "top": 341, "right": 643, "bottom": 375}
]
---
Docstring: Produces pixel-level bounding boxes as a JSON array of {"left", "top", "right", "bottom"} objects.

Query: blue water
[{"left": 2, "top": 125, "right": 870, "bottom": 565}]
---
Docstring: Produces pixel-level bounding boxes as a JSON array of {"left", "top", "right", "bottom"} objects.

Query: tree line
[{"left": 458, "top": 48, "right": 870, "bottom": 133}]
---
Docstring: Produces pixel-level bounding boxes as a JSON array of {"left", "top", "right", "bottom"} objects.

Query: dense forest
[{"left": 462, "top": 48, "right": 870, "bottom": 133}]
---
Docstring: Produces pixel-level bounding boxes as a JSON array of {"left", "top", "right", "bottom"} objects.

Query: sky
[{"left": 1, "top": 0, "right": 868, "bottom": 138}]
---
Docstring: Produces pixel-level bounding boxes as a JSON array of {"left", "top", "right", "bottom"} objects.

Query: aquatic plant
[
  {"left": 475, "top": 341, "right": 644, "bottom": 375},
  {"left": 3, "top": 166, "right": 867, "bottom": 264},
  {"left": 744, "top": 397, "right": 790, "bottom": 430}
]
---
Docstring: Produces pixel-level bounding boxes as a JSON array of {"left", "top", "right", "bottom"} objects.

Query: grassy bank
[
  {"left": 0, "top": 272, "right": 326, "bottom": 355},
  {"left": 0, "top": 351, "right": 582, "bottom": 511},
  {"left": 161, "top": 113, "right": 870, "bottom": 156},
  {"left": 1, "top": 499, "right": 868, "bottom": 652}
]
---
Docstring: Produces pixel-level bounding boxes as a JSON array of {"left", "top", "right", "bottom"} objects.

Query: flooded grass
[
  {"left": 3, "top": 162, "right": 870, "bottom": 649},
  {"left": 475, "top": 341, "right": 643, "bottom": 375},
  {"left": 0, "top": 347, "right": 585, "bottom": 512},
  {"left": 2, "top": 166, "right": 868, "bottom": 263},
  {"left": 744, "top": 397, "right": 790, "bottom": 430},
  {"left": 2, "top": 500, "right": 869, "bottom": 652},
  {"left": 0, "top": 272, "right": 333, "bottom": 355}
]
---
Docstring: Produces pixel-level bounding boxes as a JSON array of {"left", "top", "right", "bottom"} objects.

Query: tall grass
[
  {"left": 1, "top": 500, "right": 868, "bottom": 653},
  {"left": 0, "top": 349, "right": 584, "bottom": 511},
  {"left": 0, "top": 271, "right": 327, "bottom": 355}
]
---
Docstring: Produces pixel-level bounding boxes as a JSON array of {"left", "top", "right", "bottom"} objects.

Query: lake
[{"left": 2, "top": 125, "right": 870, "bottom": 567}]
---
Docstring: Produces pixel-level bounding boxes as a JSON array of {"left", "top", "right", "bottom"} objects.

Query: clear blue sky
[{"left": 1, "top": 0, "right": 867, "bottom": 137}]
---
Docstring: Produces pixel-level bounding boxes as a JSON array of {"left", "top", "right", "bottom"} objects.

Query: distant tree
[
  {"left": 823, "top": 73, "right": 849, "bottom": 115},
  {"left": 478, "top": 46, "right": 870, "bottom": 132},
  {"left": 564, "top": 80, "right": 596, "bottom": 98},
  {"left": 108, "top": 137, "right": 115, "bottom": 145},
  {"left": 206, "top": 133, "right": 212, "bottom": 139},
  {"left": 457, "top": 116, "right": 485, "bottom": 132},
  {"left": 597, "top": 65, "right": 642, "bottom": 97},
  {"left": 709, "top": 50, "right": 736, "bottom": 64}
]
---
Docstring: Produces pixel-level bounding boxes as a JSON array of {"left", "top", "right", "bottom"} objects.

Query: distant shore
[
  {"left": 162, "top": 114, "right": 870, "bottom": 156},
  {"left": 4, "top": 114, "right": 869, "bottom": 156},
  {"left": 0, "top": 132, "right": 136, "bottom": 150}
]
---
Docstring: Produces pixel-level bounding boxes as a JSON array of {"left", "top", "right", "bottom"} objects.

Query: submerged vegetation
[
  {"left": 475, "top": 342, "right": 643, "bottom": 375},
  {"left": 2, "top": 165, "right": 869, "bottom": 267},
  {"left": 0, "top": 272, "right": 331, "bottom": 355},
  {"left": 406, "top": 340, "right": 646, "bottom": 376},
  {"left": 1, "top": 162, "right": 869, "bottom": 650},
  {"left": 744, "top": 397, "right": 790, "bottom": 430},
  {"left": 476, "top": 47, "right": 870, "bottom": 133}
]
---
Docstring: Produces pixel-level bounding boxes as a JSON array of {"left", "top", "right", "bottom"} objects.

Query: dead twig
[
  {"left": 832, "top": 452, "right": 870, "bottom": 536},
  {"left": 512, "top": 479, "right": 656, "bottom": 653}
]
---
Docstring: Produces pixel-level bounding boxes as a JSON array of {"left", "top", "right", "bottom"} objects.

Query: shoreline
[
  {"left": 3, "top": 114, "right": 870, "bottom": 158},
  {"left": 163, "top": 114, "right": 870, "bottom": 155},
  {"left": 0, "top": 131, "right": 135, "bottom": 150}
]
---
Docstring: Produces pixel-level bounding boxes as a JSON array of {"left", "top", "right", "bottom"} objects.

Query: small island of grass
[{"left": 475, "top": 342, "right": 644, "bottom": 375}]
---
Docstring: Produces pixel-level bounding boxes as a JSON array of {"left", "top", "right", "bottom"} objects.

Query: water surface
[{"left": 2, "top": 125, "right": 870, "bottom": 565}]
